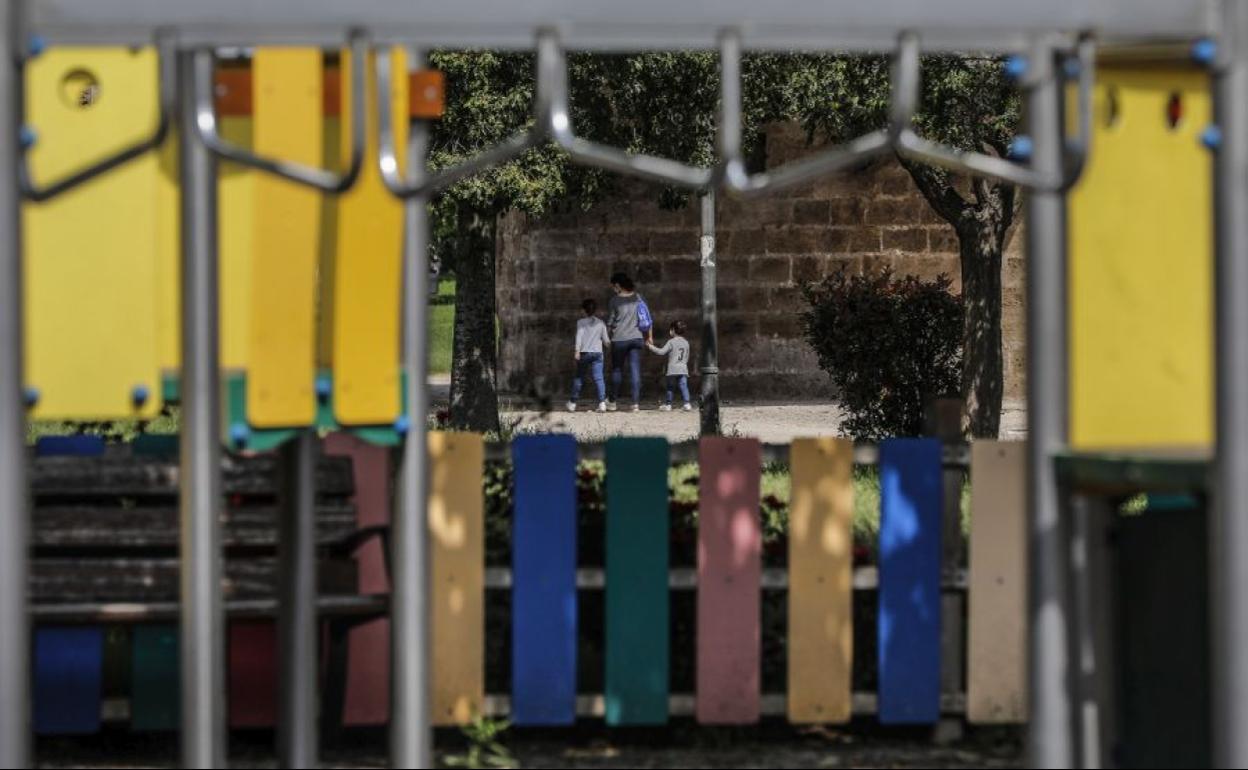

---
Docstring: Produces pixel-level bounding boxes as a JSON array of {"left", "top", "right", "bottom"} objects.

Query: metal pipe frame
[
  {"left": 0, "top": 4, "right": 30, "bottom": 767},
  {"left": 23, "top": 0, "right": 1218, "bottom": 51},
  {"left": 389, "top": 44, "right": 435, "bottom": 770},
  {"left": 277, "top": 430, "right": 319, "bottom": 768},
  {"left": 1211, "top": 1, "right": 1248, "bottom": 765},
  {"left": 192, "top": 31, "right": 368, "bottom": 194},
  {"left": 1023, "top": 36, "right": 1076, "bottom": 770},
  {"left": 178, "top": 47, "right": 226, "bottom": 769},
  {"left": 17, "top": 29, "right": 176, "bottom": 202},
  {"left": 699, "top": 189, "right": 720, "bottom": 435}
]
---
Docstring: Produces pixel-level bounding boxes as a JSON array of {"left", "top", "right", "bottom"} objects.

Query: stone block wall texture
[{"left": 496, "top": 122, "right": 1024, "bottom": 402}]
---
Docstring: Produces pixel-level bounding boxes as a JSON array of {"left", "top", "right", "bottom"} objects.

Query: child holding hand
[{"left": 647, "top": 320, "right": 692, "bottom": 412}]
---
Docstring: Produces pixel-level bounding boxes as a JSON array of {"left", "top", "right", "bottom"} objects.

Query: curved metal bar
[
  {"left": 894, "top": 32, "right": 1095, "bottom": 193},
  {"left": 18, "top": 32, "right": 176, "bottom": 202},
  {"left": 375, "top": 46, "right": 546, "bottom": 199},
  {"left": 538, "top": 30, "right": 713, "bottom": 190},
  {"left": 717, "top": 30, "right": 914, "bottom": 197},
  {"left": 193, "top": 31, "right": 367, "bottom": 194}
]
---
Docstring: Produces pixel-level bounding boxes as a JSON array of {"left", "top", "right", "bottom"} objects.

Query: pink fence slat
[
  {"left": 696, "top": 436, "right": 762, "bottom": 724},
  {"left": 324, "top": 432, "right": 392, "bottom": 725}
]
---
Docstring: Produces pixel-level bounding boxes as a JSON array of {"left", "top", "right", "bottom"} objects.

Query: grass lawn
[{"left": 429, "top": 277, "right": 455, "bottom": 376}]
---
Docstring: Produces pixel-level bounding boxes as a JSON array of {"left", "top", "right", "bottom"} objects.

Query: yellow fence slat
[
  {"left": 246, "top": 49, "right": 322, "bottom": 428},
  {"left": 967, "top": 440, "right": 1028, "bottom": 723},
  {"left": 429, "top": 431, "right": 485, "bottom": 725},
  {"left": 787, "top": 437, "right": 853, "bottom": 723},
  {"left": 1068, "top": 65, "right": 1213, "bottom": 449},
  {"left": 23, "top": 48, "right": 161, "bottom": 419},
  {"left": 330, "top": 48, "right": 406, "bottom": 426}
]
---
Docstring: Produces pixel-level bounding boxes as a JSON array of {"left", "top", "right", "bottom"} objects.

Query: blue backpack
[{"left": 637, "top": 295, "right": 653, "bottom": 334}]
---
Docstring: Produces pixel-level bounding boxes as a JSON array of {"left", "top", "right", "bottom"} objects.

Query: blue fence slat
[
  {"left": 511, "top": 433, "right": 578, "bottom": 725},
  {"left": 34, "top": 627, "right": 104, "bottom": 734},
  {"left": 34, "top": 434, "right": 105, "bottom": 457},
  {"left": 878, "top": 438, "right": 943, "bottom": 724}
]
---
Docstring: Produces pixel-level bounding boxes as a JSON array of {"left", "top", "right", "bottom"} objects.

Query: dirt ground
[{"left": 35, "top": 723, "right": 1024, "bottom": 768}]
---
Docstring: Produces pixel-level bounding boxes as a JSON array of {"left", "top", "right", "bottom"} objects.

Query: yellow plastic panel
[
  {"left": 1068, "top": 66, "right": 1213, "bottom": 449},
  {"left": 218, "top": 110, "right": 255, "bottom": 373},
  {"left": 967, "top": 440, "right": 1027, "bottom": 723},
  {"left": 155, "top": 129, "right": 180, "bottom": 375},
  {"left": 331, "top": 48, "right": 406, "bottom": 425},
  {"left": 428, "top": 431, "right": 485, "bottom": 725},
  {"left": 787, "top": 437, "right": 853, "bottom": 723},
  {"left": 246, "top": 50, "right": 322, "bottom": 427},
  {"left": 23, "top": 48, "right": 161, "bottom": 419}
]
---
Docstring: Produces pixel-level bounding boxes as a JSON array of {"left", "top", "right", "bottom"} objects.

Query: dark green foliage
[{"left": 802, "top": 267, "right": 963, "bottom": 439}]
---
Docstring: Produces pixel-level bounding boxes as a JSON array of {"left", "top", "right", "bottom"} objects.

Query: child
[
  {"left": 647, "top": 320, "right": 692, "bottom": 411},
  {"left": 568, "top": 298, "right": 610, "bottom": 412}
]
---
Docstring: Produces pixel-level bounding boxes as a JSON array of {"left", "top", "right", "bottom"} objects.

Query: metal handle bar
[
  {"left": 18, "top": 32, "right": 176, "bottom": 202},
  {"left": 538, "top": 30, "right": 713, "bottom": 190},
  {"left": 717, "top": 30, "right": 917, "bottom": 197},
  {"left": 375, "top": 46, "right": 548, "bottom": 198},
  {"left": 193, "top": 30, "right": 368, "bottom": 194},
  {"left": 894, "top": 32, "right": 1095, "bottom": 193},
  {"left": 376, "top": 29, "right": 712, "bottom": 199}
]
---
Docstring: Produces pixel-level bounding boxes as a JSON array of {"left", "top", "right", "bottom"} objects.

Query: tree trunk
[
  {"left": 957, "top": 219, "right": 1005, "bottom": 439},
  {"left": 900, "top": 159, "right": 1015, "bottom": 439},
  {"left": 448, "top": 206, "right": 501, "bottom": 434}
]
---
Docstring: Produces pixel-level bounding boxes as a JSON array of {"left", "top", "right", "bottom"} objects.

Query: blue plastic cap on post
[
  {"left": 1007, "top": 135, "right": 1034, "bottom": 162},
  {"left": 19, "top": 125, "right": 36, "bottom": 150},
  {"left": 315, "top": 375, "right": 332, "bottom": 403},
  {"left": 23, "top": 387, "right": 39, "bottom": 409},
  {"left": 1192, "top": 38, "right": 1218, "bottom": 67},
  {"left": 131, "top": 384, "right": 150, "bottom": 408},
  {"left": 1003, "top": 55, "right": 1028, "bottom": 82},
  {"left": 394, "top": 415, "right": 411, "bottom": 436},
  {"left": 28, "top": 35, "right": 46, "bottom": 58},
  {"left": 1202, "top": 124, "right": 1224, "bottom": 150},
  {"left": 229, "top": 422, "right": 250, "bottom": 448}
]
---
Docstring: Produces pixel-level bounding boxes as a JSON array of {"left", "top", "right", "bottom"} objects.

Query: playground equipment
[{"left": 4, "top": 1, "right": 1248, "bottom": 769}]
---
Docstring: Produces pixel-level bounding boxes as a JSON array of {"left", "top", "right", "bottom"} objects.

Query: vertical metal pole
[
  {"left": 1024, "top": 37, "right": 1076, "bottom": 770},
  {"left": 392, "top": 46, "right": 433, "bottom": 770},
  {"left": 179, "top": 49, "right": 226, "bottom": 769},
  {"left": 278, "top": 430, "right": 318, "bottom": 767},
  {"left": 0, "top": 3, "right": 29, "bottom": 767},
  {"left": 699, "top": 190, "right": 720, "bottom": 436},
  {"left": 1212, "top": 3, "right": 1248, "bottom": 765}
]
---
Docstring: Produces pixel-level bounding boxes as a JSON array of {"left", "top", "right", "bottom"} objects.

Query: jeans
[
  {"left": 665, "top": 374, "right": 690, "bottom": 405},
  {"left": 610, "top": 338, "right": 644, "bottom": 405},
  {"left": 571, "top": 352, "right": 605, "bottom": 402}
]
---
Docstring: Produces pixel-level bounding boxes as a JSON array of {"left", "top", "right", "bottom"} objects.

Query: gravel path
[{"left": 500, "top": 399, "right": 1027, "bottom": 443}]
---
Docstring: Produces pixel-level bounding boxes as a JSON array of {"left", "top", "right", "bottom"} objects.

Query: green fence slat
[
  {"left": 605, "top": 437, "right": 670, "bottom": 725},
  {"left": 131, "top": 625, "right": 180, "bottom": 731}
]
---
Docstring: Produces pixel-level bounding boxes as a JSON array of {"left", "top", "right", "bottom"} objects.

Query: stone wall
[{"left": 496, "top": 122, "right": 1024, "bottom": 403}]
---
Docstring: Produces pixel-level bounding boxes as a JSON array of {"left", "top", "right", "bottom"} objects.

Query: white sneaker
[
  {"left": 659, "top": 404, "right": 672, "bottom": 412},
  {"left": 596, "top": 401, "right": 608, "bottom": 413},
  {"left": 566, "top": 401, "right": 577, "bottom": 412},
  {"left": 606, "top": 401, "right": 618, "bottom": 412},
  {"left": 631, "top": 404, "right": 641, "bottom": 412},
  {"left": 682, "top": 403, "right": 693, "bottom": 411}
]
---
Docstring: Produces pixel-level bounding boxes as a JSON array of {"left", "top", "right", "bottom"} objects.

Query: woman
[{"left": 605, "top": 271, "right": 653, "bottom": 412}]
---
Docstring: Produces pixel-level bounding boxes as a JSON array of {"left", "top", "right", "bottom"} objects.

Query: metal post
[
  {"left": 699, "top": 189, "right": 720, "bottom": 436},
  {"left": 278, "top": 430, "right": 318, "bottom": 767},
  {"left": 0, "top": 3, "right": 29, "bottom": 767},
  {"left": 392, "top": 46, "right": 434, "bottom": 769},
  {"left": 1212, "top": 2, "right": 1248, "bottom": 765},
  {"left": 179, "top": 48, "right": 226, "bottom": 769},
  {"left": 1024, "top": 38, "right": 1076, "bottom": 769}
]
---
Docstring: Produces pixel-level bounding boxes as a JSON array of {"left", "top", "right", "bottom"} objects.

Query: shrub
[{"left": 801, "top": 266, "right": 962, "bottom": 439}]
